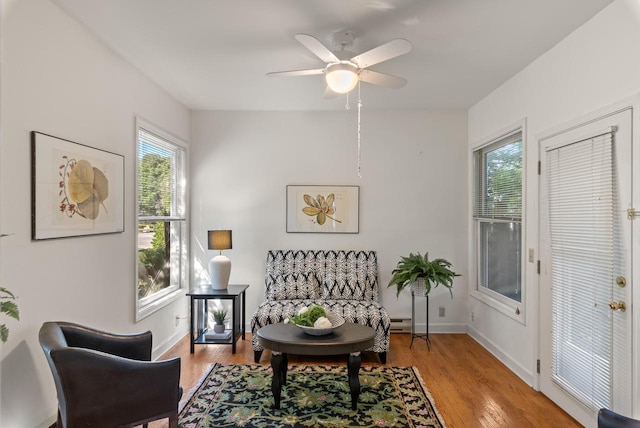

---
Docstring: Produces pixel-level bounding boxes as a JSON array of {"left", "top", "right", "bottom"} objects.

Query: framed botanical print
[
  {"left": 31, "top": 131, "right": 124, "bottom": 240},
  {"left": 286, "top": 185, "right": 359, "bottom": 233}
]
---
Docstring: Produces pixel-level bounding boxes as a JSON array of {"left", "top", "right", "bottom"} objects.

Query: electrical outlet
[
  {"left": 471, "top": 312, "right": 475, "bottom": 322},
  {"left": 175, "top": 315, "right": 180, "bottom": 326},
  {"left": 438, "top": 307, "right": 445, "bottom": 317}
]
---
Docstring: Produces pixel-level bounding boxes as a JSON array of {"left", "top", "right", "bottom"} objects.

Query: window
[
  {"left": 136, "top": 119, "right": 187, "bottom": 320},
  {"left": 473, "top": 130, "right": 523, "bottom": 307}
]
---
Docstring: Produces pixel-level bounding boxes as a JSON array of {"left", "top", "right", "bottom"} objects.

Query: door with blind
[{"left": 539, "top": 108, "right": 633, "bottom": 427}]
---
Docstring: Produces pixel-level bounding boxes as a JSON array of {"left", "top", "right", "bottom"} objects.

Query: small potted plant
[
  {"left": 388, "top": 252, "right": 460, "bottom": 298},
  {"left": 212, "top": 308, "right": 228, "bottom": 333}
]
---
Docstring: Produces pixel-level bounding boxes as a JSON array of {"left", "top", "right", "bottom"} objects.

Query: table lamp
[{"left": 208, "top": 230, "right": 232, "bottom": 290}]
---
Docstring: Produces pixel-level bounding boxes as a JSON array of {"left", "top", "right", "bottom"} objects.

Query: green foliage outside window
[
  {"left": 138, "top": 153, "right": 171, "bottom": 216},
  {"left": 137, "top": 151, "right": 172, "bottom": 299},
  {"left": 138, "top": 222, "right": 169, "bottom": 298},
  {"left": 484, "top": 141, "right": 522, "bottom": 219}
]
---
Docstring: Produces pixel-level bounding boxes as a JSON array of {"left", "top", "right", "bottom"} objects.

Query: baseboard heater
[{"left": 390, "top": 317, "right": 411, "bottom": 333}]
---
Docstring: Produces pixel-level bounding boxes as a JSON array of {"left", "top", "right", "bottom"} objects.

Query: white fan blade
[
  {"left": 295, "top": 33, "right": 340, "bottom": 64},
  {"left": 359, "top": 69, "right": 407, "bottom": 89},
  {"left": 323, "top": 86, "right": 338, "bottom": 99},
  {"left": 266, "top": 68, "right": 325, "bottom": 77},
  {"left": 351, "top": 39, "right": 412, "bottom": 68}
]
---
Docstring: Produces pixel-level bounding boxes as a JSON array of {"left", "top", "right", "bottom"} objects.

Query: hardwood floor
[{"left": 153, "top": 332, "right": 581, "bottom": 427}]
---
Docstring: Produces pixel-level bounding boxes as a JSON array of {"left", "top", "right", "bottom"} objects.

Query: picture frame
[
  {"left": 31, "top": 131, "right": 125, "bottom": 240},
  {"left": 286, "top": 185, "right": 359, "bottom": 233}
]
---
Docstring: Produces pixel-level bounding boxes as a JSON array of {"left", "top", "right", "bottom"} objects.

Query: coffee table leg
[
  {"left": 282, "top": 353, "right": 288, "bottom": 385},
  {"left": 347, "top": 352, "right": 362, "bottom": 410},
  {"left": 271, "top": 352, "right": 283, "bottom": 409}
]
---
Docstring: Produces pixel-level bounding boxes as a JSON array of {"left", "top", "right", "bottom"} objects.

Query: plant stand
[{"left": 410, "top": 292, "right": 430, "bottom": 350}]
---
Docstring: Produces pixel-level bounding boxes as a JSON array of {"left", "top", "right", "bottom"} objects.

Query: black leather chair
[
  {"left": 598, "top": 408, "right": 640, "bottom": 428},
  {"left": 39, "top": 321, "right": 182, "bottom": 428}
]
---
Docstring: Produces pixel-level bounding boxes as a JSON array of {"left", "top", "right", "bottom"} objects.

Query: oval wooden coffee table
[{"left": 257, "top": 322, "right": 375, "bottom": 410}]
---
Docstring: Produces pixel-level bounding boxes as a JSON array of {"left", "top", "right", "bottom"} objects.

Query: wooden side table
[{"left": 186, "top": 284, "right": 249, "bottom": 354}]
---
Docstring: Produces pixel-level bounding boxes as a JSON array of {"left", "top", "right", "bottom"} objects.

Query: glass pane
[
  {"left": 138, "top": 141, "right": 173, "bottom": 217},
  {"left": 137, "top": 220, "right": 178, "bottom": 298},
  {"left": 479, "top": 221, "right": 522, "bottom": 302},
  {"left": 485, "top": 140, "right": 522, "bottom": 219}
]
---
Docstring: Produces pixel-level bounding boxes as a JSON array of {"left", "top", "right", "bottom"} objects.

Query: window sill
[
  {"left": 136, "top": 287, "right": 185, "bottom": 322},
  {"left": 470, "top": 289, "right": 525, "bottom": 325}
]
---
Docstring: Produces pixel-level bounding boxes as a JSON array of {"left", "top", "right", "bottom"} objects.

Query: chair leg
[
  {"left": 169, "top": 412, "right": 179, "bottom": 428},
  {"left": 378, "top": 352, "right": 387, "bottom": 364},
  {"left": 254, "top": 350, "right": 263, "bottom": 363}
]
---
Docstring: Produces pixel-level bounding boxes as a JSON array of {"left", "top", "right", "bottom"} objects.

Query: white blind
[
  {"left": 137, "top": 127, "right": 186, "bottom": 220},
  {"left": 474, "top": 131, "right": 523, "bottom": 221},
  {"left": 546, "top": 129, "right": 617, "bottom": 411}
]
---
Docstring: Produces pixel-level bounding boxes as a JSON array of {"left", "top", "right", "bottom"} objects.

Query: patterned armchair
[{"left": 250, "top": 250, "right": 390, "bottom": 363}]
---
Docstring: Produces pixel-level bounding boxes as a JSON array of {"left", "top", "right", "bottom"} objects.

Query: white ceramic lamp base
[{"left": 209, "top": 255, "right": 231, "bottom": 290}]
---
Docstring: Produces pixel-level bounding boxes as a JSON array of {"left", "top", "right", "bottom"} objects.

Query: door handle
[{"left": 609, "top": 301, "right": 626, "bottom": 312}]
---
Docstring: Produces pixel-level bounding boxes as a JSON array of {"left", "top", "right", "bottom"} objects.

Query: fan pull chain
[
  {"left": 345, "top": 91, "right": 350, "bottom": 110},
  {"left": 357, "top": 81, "right": 362, "bottom": 178}
]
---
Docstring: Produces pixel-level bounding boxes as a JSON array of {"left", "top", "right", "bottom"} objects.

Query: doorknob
[{"left": 609, "top": 301, "right": 626, "bottom": 312}]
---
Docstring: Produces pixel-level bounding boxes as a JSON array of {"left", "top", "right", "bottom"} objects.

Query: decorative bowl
[{"left": 295, "top": 312, "right": 345, "bottom": 336}]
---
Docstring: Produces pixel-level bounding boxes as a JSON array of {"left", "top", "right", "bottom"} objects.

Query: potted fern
[
  {"left": 212, "top": 308, "right": 228, "bottom": 333},
  {"left": 388, "top": 252, "right": 460, "bottom": 298},
  {"left": 1, "top": 234, "right": 19, "bottom": 342}
]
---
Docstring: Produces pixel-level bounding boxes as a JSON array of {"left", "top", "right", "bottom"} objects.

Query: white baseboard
[
  {"left": 410, "top": 322, "right": 468, "bottom": 334},
  {"left": 152, "top": 327, "right": 189, "bottom": 360},
  {"left": 36, "top": 414, "right": 56, "bottom": 428},
  {"left": 467, "top": 324, "right": 535, "bottom": 386}
]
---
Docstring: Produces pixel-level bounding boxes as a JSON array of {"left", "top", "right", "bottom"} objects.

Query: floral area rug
[{"left": 179, "top": 363, "right": 445, "bottom": 427}]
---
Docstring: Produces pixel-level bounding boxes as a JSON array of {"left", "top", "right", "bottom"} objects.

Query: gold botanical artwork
[
  {"left": 302, "top": 193, "right": 341, "bottom": 225},
  {"left": 59, "top": 157, "right": 109, "bottom": 220}
]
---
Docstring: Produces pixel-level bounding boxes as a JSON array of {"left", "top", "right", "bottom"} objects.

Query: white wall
[
  {"left": 190, "top": 109, "right": 469, "bottom": 333},
  {"left": 468, "top": 0, "right": 640, "bottom": 387},
  {"left": 0, "top": 0, "right": 190, "bottom": 426}
]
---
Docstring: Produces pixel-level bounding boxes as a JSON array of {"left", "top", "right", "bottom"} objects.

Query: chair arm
[
  {"left": 39, "top": 322, "right": 70, "bottom": 354},
  {"left": 58, "top": 321, "right": 152, "bottom": 360},
  {"left": 52, "top": 347, "right": 180, "bottom": 427},
  {"left": 598, "top": 408, "right": 640, "bottom": 428}
]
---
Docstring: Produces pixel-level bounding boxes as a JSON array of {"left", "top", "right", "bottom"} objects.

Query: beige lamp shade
[{"left": 208, "top": 230, "right": 232, "bottom": 252}]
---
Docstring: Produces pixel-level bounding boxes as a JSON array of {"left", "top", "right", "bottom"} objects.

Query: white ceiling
[{"left": 52, "top": 0, "right": 613, "bottom": 111}]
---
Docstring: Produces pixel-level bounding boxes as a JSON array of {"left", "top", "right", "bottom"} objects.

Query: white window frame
[
  {"left": 469, "top": 120, "right": 526, "bottom": 323},
  {"left": 135, "top": 118, "right": 188, "bottom": 321}
]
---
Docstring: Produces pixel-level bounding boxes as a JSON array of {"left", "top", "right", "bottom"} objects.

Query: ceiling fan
[{"left": 267, "top": 31, "right": 412, "bottom": 97}]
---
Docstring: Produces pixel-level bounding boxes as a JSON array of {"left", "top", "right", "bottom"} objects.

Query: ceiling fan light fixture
[{"left": 325, "top": 62, "right": 359, "bottom": 94}]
